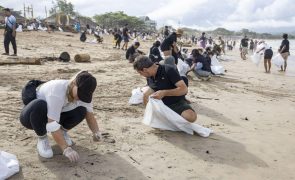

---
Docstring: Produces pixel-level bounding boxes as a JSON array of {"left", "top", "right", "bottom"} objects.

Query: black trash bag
[
  {"left": 80, "top": 31, "right": 87, "bottom": 42},
  {"left": 21, "top": 80, "right": 46, "bottom": 105},
  {"left": 59, "top": 52, "right": 70, "bottom": 62}
]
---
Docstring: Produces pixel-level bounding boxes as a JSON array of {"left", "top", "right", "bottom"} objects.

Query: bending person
[
  {"left": 133, "top": 55, "right": 197, "bottom": 123},
  {"left": 20, "top": 71, "right": 101, "bottom": 162}
]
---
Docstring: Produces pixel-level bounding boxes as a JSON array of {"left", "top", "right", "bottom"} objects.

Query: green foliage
[
  {"left": 49, "top": 0, "right": 75, "bottom": 16},
  {"left": 93, "top": 11, "right": 146, "bottom": 30}
]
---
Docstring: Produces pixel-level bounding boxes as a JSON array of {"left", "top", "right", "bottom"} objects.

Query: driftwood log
[
  {"left": 74, "top": 54, "right": 91, "bottom": 63},
  {"left": 0, "top": 57, "right": 42, "bottom": 65}
]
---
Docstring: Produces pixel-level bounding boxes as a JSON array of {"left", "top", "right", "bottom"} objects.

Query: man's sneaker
[
  {"left": 63, "top": 130, "right": 74, "bottom": 146},
  {"left": 37, "top": 136, "right": 53, "bottom": 158}
]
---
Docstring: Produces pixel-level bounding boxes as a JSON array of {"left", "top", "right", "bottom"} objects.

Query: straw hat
[{"left": 176, "top": 28, "right": 184, "bottom": 35}]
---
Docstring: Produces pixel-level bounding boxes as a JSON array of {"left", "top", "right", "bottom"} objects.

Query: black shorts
[
  {"left": 167, "top": 99, "right": 194, "bottom": 115},
  {"left": 264, "top": 49, "right": 273, "bottom": 59}
]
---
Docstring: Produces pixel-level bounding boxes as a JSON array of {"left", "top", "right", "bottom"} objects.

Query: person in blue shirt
[{"left": 3, "top": 8, "right": 17, "bottom": 56}]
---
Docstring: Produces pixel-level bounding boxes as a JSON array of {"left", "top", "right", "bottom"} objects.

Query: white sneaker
[
  {"left": 63, "top": 130, "right": 73, "bottom": 146},
  {"left": 37, "top": 136, "right": 53, "bottom": 158}
]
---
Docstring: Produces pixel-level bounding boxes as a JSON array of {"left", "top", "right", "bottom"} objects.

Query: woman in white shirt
[
  {"left": 256, "top": 41, "right": 273, "bottom": 73},
  {"left": 20, "top": 71, "right": 101, "bottom": 162}
]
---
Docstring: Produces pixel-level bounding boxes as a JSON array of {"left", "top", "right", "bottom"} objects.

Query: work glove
[
  {"left": 63, "top": 147, "right": 79, "bottom": 162},
  {"left": 93, "top": 131, "right": 102, "bottom": 142}
]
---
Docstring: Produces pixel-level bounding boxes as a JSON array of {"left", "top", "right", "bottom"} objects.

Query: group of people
[
  {"left": 240, "top": 34, "right": 290, "bottom": 73},
  {"left": 1, "top": 6, "right": 292, "bottom": 164}
]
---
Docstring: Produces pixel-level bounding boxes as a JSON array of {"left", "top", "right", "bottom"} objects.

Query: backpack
[{"left": 21, "top": 80, "right": 46, "bottom": 105}]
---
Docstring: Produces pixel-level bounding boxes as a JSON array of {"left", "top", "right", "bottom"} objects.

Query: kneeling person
[
  {"left": 133, "top": 55, "right": 197, "bottom": 123},
  {"left": 126, "top": 42, "right": 144, "bottom": 63}
]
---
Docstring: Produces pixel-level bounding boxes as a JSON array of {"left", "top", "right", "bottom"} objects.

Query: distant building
[{"left": 138, "top": 16, "right": 157, "bottom": 32}]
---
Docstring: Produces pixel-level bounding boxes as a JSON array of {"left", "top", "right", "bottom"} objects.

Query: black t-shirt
[
  {"left": 147, "top": 64, "right": 184, "bottom": 105},
  {"left": 126, "top": 46, "right": 135, "bottom": 59},
  {"left": 194, "top": 55, "right": 211, "bottom": 72},
  {"left": 241, "top": 38, "right": 249, "bottom": 47},
  {"left": 149, "top": 46, "right": 163, "bottom": 62},
  {"left": 123, "top": 27, "right": 128, "bottom": 36},
  {"left": 161, "top": 32, "right": 177, "bottom": 48},
  {"left": 280, "top": 39, "right": 289, "bottom": 53},
  {"left": 114, "top": 33, "right": 122, "bottom": 41}
]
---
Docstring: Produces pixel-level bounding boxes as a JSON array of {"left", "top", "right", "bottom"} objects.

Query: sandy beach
[{"left": 0, "top": 30, "right": 295, "bottom": 180}]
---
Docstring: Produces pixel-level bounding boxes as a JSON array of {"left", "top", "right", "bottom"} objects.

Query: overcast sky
[{"left": 1, "top": 0, "right": 294, "bottom": 33}]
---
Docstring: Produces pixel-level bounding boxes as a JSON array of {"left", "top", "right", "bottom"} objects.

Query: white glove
[
  {"left": 93, "top": 131, "right": 102, "bottom": 142},
  {"left": 63, "top": 147, "right": 79, "bottom": 162}
]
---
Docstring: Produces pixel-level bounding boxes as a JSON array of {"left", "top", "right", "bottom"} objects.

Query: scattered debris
[{"left": 128, "top": 155, "right": 140, "bottom": 165}]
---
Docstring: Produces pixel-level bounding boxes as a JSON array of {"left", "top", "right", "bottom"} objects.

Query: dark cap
[
  {"left": 76, "top": 71, "right": 97, "bottom": 103},
  {"left": 3, "top": 8, "right": 10, "bottom": 12}
]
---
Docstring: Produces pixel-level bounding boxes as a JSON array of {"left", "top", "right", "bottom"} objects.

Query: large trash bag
[
  {"left": 177, "top": 59, "right": 190, "bottom": 77},
  {"left": 251, "top": 53, "right": 262, "bottom": 66},
  {"left": 211, "top": 55, "right": 225, "bottom": 74},
  {"left": 271, "top": 54, "right": 284, "bottom": 68},
  {"left": 143, "top": 98, "right": 212, "bottom": 137}
]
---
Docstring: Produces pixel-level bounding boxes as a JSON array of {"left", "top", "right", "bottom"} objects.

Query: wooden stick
[{"left": 0, "top": 57, "right": 42, "bottom": 65}]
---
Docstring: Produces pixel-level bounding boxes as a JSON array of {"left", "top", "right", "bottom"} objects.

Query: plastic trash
[
  {"left": 271, "top": 54, "right": 284, "bottom": 68},
  {"left": 129, "top": 87, "right": 149, "bottom": 105},
  {"left": 211, "top": 66, "right": 225, "bottom": 74},
  {"left": 143, "top": 98, "right": 212, "bottom": 137},
  {"left": 129, "top": 87, "right": 144, "bottom": 105},
  {"left": 16, "top": 25, "right": 22, "bottom": 32},
  {"left": 251, "top": 53, "right": 262, "bottom": 66},
  {"left": 0, "top": 151, "right": 19, "bottom": 180},
  {"left": 177, "top": 59, "right": 190, "bottom": 77},
  {"left": 211, "top": 56, "right": 225, "bottom": 74}
]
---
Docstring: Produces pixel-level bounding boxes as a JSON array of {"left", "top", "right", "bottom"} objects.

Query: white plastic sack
[
  {"left": 16, "top": 25, "right": 22, "bottom": 32},
  {"left": 211, "top": 56, "right": 225, "bottom": 74},
  {"left": 59, "top": 27, "right": 64, "bottom": 32},
  {"left": 129, "top": 87, "right": 150, "bottom": 105},
  {"left": 129, "top": 87, "right": 144, "bottom": 105},
  {"left": 0, "top": 151, "right": 19, "bottom": 180},
  {"left": 211, "top": 55, "right": 221, "bottom": 66},
  {"left": 177, "top": 59, "right": 190, "bottom": 77},
  {"left": 251, "top": 53, "right": 262, "bottom": 66},
  {"left": 271, "top": 54, "right": 284, "bottom": 68},
  {"left": 27, "top": 25, "right": 34, "bottom": 31},
  {"left": 143, "top": 98, "right": 213, "bottom": 137},
  {"left": 211, "top": 66, "right": 225, "bottom": 75}
]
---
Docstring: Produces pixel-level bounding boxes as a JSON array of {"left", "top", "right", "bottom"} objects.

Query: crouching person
[
  {"left": 126, "top": 41, "right": 144, "bottom": 63},
  {"left": 133, "top": 55, "right": 196, "bottom": 123},
  {"left": 19, "top": 71, "right": 102, "bottom": 162}
]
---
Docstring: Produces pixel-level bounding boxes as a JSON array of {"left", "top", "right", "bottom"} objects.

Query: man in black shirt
[
  {"left": 240, "top": 35, "right": 249, "bottom": 60},
  {"left": 133, "top": 55, "right": 196, "bottom": 123},
  {"left": 126, "top": 42, "right": 144, "bottom": 63},
  {"left": 279, "top": 33, "right": 290, "bottom": 72}
]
